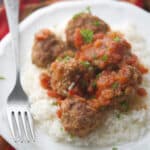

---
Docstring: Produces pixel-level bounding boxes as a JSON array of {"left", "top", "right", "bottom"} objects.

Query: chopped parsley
[
  {"left": 69, "top": 133, "right": 75, "bottom": 139},
  {"left": 56, "top": 56, "right": 72, "bottom": 62},
  {"left": 0, "top": 76, "right": 5, "bottom": 80},
  {"left": 112, "top": 82, "right": 119, "bottom": 89},
  {"left": 63, "top": 56, "right": 72, "bottom": 62},
  {"left": 85, "top": 6, "right": 91, "bottom": 14},
  {"left": 101, "top": 54, "right": 108, "bottom": 62},
  {"left": 114, "top": 36, "right": 120, "bottom": 42},
  {"left": 120, "top": 101, "right": 129, "bottom": 111},
  {"left": 92, "top": 81, "right": 97, "bottom": 89},
  {"left": 115, "top": 110, "right": 121, "bottom": 119},
  {"left": 112, "top": 147, "right": 118, "bottom": 150},
  {"left": 96, "top": 73, "right": 101, "bottom": 79},
  {"left": 56, "top": 57, "right": 63, "bottom": 62},
  {"left": 80, "top": 29, "right": 93, "bottom": 43},
  {"left": 93, "top": 20, "right": 100, "bottom": 26},
  {"left": 73, "top": 6, "right": 92, "bottom": 20},
  {"left": 52, "top": 101, "right": 58, "bottom": 106},
  {"left": 60, "top": 127, "right": 64, "bottom": 131},
  {"left": 73, "top": 12, "right": 84, "bottom": 20},
  {"left": 81, "top": 61, "right": 91, "bottom": 68}
]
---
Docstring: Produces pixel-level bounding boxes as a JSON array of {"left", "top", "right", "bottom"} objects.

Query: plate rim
[{"left": 0, "top": 0, "right": 150, "bottom": 149}]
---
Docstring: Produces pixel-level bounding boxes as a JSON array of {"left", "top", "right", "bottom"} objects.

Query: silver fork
[{"left": 4, "top": 0, "right": 35, "bottom": 142}]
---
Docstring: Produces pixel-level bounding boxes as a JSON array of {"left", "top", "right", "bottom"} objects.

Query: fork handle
[{"left": 4, "top": 0, "right": 19, "bottom": 74}]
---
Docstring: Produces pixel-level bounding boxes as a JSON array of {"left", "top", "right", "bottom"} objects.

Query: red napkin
[
  {"left": 122, "top": 0, "right": 144, "bottom": 7},
  {"left": 0, "top": 0, "right": 41, "bottom": 40}
]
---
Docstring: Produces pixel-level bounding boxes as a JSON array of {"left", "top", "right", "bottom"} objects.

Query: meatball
[
  {"left": 95, "top": 65, "right": 142, "bottom": 111},
  {"left": 77, "top": 31, "right": 131, "bottom": 70},
  {"left": 32, "top": 29, "right": 66, "bottom": 68},
  {"left": 66, "top": 13, "right": 110, "bottom": 49},
  {"left": 61, "top": 96, "right": 102, "bottom": 137},
  {"left": 49, "top": 57, "right": 96, "bottom": 97},
  {"left": 49, "top": 58, "right": 79, "bottom": 96}
]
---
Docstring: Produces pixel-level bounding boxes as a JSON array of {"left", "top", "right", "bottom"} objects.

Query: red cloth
[{"left": 0, "top": 0, "right": 41, "bottom": 40}]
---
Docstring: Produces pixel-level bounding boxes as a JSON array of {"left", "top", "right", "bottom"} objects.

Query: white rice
[{"left": 21, "top": 23, "right": 150, "bottom": 147}]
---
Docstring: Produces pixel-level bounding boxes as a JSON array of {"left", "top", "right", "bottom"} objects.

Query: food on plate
[
  {"left": 66, "top": 13, "right": 110, "bottom": 49},
  {"left": 94, "top": 65, "right": 142, "bottom": 111},
  {"left": 49, "top": 57, "right": 97, "bottom": 97},
  {"left": 22, "top": 7, "right": 150, "bottom": 146},
  {"left": 32, "top": 29, "right": 66, "bottom": 68},
  {"left": 76, "top": 31, "right": 131, "bottom": 69},
  {"left": 36, "top": 13, "right": 147, "bottom": 136},
  {"left": 61, "top": 96, "right": 102, "bottom": 137}
]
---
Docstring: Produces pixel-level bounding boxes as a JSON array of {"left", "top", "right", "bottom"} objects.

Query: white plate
[{"left": 0, "top": 0, "right": 150, "bottom": 150}]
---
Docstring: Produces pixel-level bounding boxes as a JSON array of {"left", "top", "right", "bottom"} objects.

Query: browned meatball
[
  {"left": 49, "top": 58, "right": 96, "bottom": 97},
  {"left": 49, "top": 58, "right": 79, "bottom": 96},
  {"left": 61, "top": 96, "right": 102, "bottom": 137},
  {"left": 32, "top": 29, "right": 66, "bottom": 68},
  {"left": 66, "top": 13, "right": 110, "bottom": 48},
  {"left": 95, "top": 65, "right": 142, "bottom": 111}
]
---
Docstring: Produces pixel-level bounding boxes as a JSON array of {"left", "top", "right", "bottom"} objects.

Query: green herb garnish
[
  {"left": 112, "top": 147, "right": 118, "bottom": 150},
  {"left": 80, "top": 29, "right": 93, "bottom": 43},
  {"left": 96, "top": 73, "right": 101, "bottom": 79},
  {"left": 114, "top": 36, "right": 120, "bottom": 42},
  {"left": 101, "top": 54, "right": 108, "bottom": 62},
  {"left": 0, "top": 76, "right": 5, "bottom": 80},
  {"left": 69, "top": 133, "right": 75, "bottom": 139},
  {"left": 73, "top": 12, "right": 84, "bottom": 20},
  {"left": 60, "top": 127, "right": 64, "bottom": 131},
  {"left": 93, "top": 20, "right": 100, "bottom": 26},
  {"left": 81, "top": 61, "right": 91, "bottom": 68},
  {"left": 112, "top": 82, "right": 119, "bottom": 89},
  {"left": 92, "top": 81, "right": 97, "bottom": 89},
  {"left": 63, "top": 56, "right": 72, "bottom": 62},
  {"left": 52, "top": 101, "right": 58, "bottom": 106},
  {"left": 115, "top": 110, "right": 121, "bottom": 119},
  {"left": 73, "top": 6, "right": 91, "bottom": 20},
  {"left": 56, "top": 57, "right": 63, "bottom": 62},
  {"left": 85, "top": 6, "right": 91, "bottom": 14},
  {"left": 120, "top": 101, "right": 129, "bottom": 112}
]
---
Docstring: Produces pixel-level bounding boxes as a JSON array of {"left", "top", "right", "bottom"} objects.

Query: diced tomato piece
[
  {"left": 39, "top": 73, "right": 51, "bottom": 89},
  {"left": 57, "top": 109, "right": 62, "bottom": 118},
  {"left": 47, "top": 90, "right": 60, "bottom": 98},
  {"left": 138, "top": 64, "right": 149, "bottom": 74},
  {"left": 69, "top": 89, "right": 77, "bottom": 96},
  {"left": 137, "top": 88, "right": 147, "bottom": 96},
  {"left": 74, "top": 28, "right": 84, "bottom": 48}
]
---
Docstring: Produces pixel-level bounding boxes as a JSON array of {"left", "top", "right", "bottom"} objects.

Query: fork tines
[{"left": 7, "top": 105, "right": 35, "bottom": 142}]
